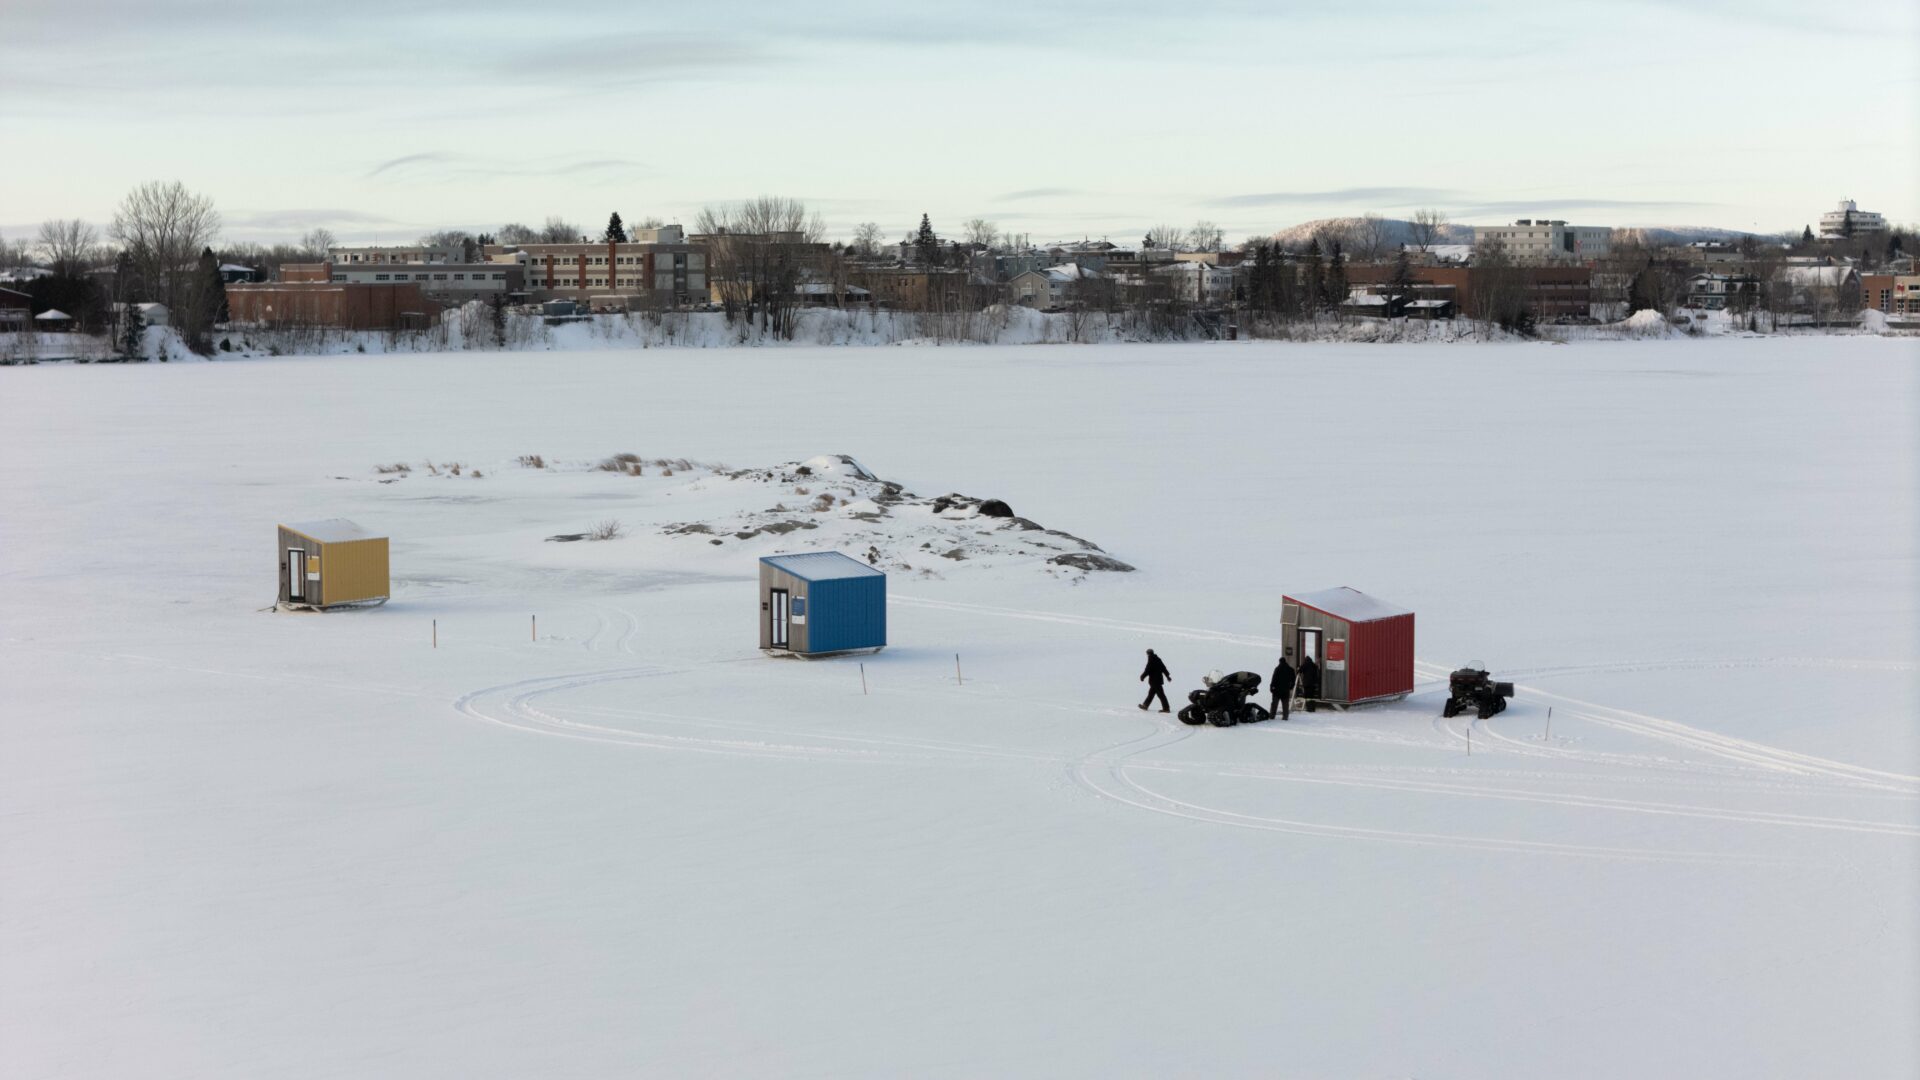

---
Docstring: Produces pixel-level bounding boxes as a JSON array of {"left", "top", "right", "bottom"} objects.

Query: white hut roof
[
  {"left": 1287, "top": 586, "right": 1411, "bottom": 623},
  {"left": 283, "top": 519, "right": 382, "bottom": 543},
  {"left": 33, "top": 308, "right": 71, "bottom": 321},
  {"left": 762, "top": 551, "right": 883, "bottom": 582}
]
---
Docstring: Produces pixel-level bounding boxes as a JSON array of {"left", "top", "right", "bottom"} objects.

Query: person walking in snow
[
  {"left": 1138, "top": 649, "right": 1172, "bottom": 713},
  {"left": 1269, "top": 656, "right": 1297, "bottom": 721},
  {"left": 1297, "top": 654, "right": 1321, "bottom": 714}
]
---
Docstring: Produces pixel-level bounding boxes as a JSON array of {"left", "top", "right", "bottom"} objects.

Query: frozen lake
[{"left": 3, "top": 337, "right": 1916, "bottom": 1078}]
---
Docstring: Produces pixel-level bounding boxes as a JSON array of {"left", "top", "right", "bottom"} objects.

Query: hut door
[
  {"left": 769, "top": 589, "right": 790, "bottom": 649},
  {"left": 286, "top": 548, "right": 306, "bottom": 601},
  {"left": 1298, "top": 627, "right": 1322, "bottom": 666}
]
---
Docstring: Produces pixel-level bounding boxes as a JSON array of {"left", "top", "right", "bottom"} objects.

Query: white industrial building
[{"left": 1818, "top": 200, "right": 1886, "bottom": 239}]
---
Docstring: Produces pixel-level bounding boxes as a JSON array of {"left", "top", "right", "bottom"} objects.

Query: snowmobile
[
  {"left": 1442, "top": 668, "right": 1515, "bottom": 720},
  {"left": 1177, "top": 670, "right": 1270, "bottom": 727}
]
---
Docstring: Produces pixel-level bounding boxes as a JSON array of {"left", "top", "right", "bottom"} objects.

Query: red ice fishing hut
[{"left": 1281, "top": 587, "right": 1415, "bottom": 708}]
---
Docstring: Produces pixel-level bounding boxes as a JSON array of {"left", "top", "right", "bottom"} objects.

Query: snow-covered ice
[{"left": 2, "top": 338, "right": 1915, "bottom": 1078}]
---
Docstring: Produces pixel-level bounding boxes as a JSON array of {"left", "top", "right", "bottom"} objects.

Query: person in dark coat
[
  {"left": 1138, "top": 649, "right": 1171, "bottom": 712},
  {"left": 1269, "top": 656, "right": 1297, "bottom": 721},
  {"left": 1297, "top": 654, "right": 1321, "bottom": 713}
]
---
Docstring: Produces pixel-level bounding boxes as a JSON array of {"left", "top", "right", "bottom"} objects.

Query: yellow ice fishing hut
[{"left": 277, "top": 519, "right": 390, "bottom": 609}]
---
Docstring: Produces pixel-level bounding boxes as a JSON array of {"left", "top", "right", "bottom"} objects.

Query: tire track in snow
[{"left": 894, "top": 596, "right": 1911, "bottom": 796}]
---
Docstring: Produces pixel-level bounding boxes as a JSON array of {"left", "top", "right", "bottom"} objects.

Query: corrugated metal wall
[
  {"left": 319, "top": 539, "right": 390, "bottom": 606},
  {"left": 803, "top": 575, "right": 886, "bottom": 654},
  {"left": 1348, "top": 613, "right": 1415, "bottom": 703}
]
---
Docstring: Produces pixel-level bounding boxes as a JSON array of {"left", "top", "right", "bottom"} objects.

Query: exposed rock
[
  {"left": 977, "top": 499, "right": 1014, "bottom": 518},
  {"left": 546, "top": 533, "right": 588, "bottom": 543},
  {"left": 1048, "top": 553, "right": 1135, "bottom": 573}
]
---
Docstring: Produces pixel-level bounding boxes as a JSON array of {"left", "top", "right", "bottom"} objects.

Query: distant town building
[
  {"left": 1008, "top": 264, "right": 1104, "bottom": 310},
  {"left": 1890, "top": 275, "right": 1920, "bottom": 318},
  {"left": 485, "top": 239, "right": 708, "bottom": 308},
  {"left": 226, "top": 282, "right": 435, "bottom": 330},
  {"left": 1473, "top": 219, "right": 1611, "bottom": 264},
  {"left": 1818, "top": 199, "right": 1886, "bottom": 239}
]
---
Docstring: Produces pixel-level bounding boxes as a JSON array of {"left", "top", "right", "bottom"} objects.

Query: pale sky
[{"left": 3, "top": 0, "right": 1915, "bottom": 247}]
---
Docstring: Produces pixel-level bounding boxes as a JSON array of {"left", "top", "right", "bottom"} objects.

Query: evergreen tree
[
  {"left": 488, "top": 293, "right": 508, "bottom": 348},
  {"left": 603, "top": 212, "right": 628, "bottom": 244},
  {"left": 189, "top": 247, "right": 225, "bottom": 352},
  {"left": 915, "top": 214, "right": 940, "bottom": 267},
  {"left": 1326, "top": 241, "right": 1349, "bottom": 310},
  {"left": 1387, "top": 247, "right": 1415, "bottom": 310},
  {"left": 120, "top": 299, "right": 145, "bottom": 360},
  {"left": 1303, "top": 239, "right": 1326, "bottom": 314},
  {"left": 1800, "top": 225, "right": 1815, "bottom": 244}
]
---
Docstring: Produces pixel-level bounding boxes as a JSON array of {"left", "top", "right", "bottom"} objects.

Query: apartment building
[
  {"left": 1473, "top": 219, "right": 1612, "bottom": 263},
  {"left": 1818, "top": 199, "right": 1886, "bottom": 239}
]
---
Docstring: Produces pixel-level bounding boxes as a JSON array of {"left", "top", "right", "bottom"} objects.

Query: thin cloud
[
  {"left": 227, "top": 208, "right": 402, "bottom": 229},
  {"left": 994, "top": 188, "right": 1086, "bottom": 201},
  {"left": 1209, "top": 187, "right": 1457, "bottom": 208},
  {"left": 364, "top": 154, "right": 651, "bottom": 183}
]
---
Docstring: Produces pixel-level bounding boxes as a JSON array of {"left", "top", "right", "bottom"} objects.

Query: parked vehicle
[
  {"left": 1443, "top": 668, "right": 1515, "bottom": 720},
  {"left": 1178, "top": 670, "right": 1270, "bottom": 727}
]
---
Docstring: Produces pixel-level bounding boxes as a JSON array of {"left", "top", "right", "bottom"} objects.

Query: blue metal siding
[{"left": 801, "top": 575, "right": 886, "bottom": 654}]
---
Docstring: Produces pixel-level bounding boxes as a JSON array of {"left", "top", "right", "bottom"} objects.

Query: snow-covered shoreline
[{"left": 2, "top": 303, "right": 1909, "bottom": 364}]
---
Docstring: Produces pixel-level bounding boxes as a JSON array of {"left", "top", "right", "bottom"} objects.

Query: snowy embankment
[
  {"left": 2, "top": 339, "right": 1915, "bottom": 1078},
  {"left": 6, "top": 301, "right": 1902, "bottom": 364}
]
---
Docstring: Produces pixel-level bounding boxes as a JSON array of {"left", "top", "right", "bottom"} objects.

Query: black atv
[
  {"left": 1443, "top": 668, "right": 1515, "bottom": 720},
  {"left": 1178, "top": 671, "right": 1270, "bottom": 727}
]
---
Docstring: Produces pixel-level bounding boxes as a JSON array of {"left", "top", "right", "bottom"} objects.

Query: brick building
[
  {"left": 226, "top": 282, "right": 434, "bottom": 330},
  {"left": 1348, "top": 264, "right": 1594, "bottom": 320},
  {"left": 486, "top": 240, "right": 707, "bottom": 308}
]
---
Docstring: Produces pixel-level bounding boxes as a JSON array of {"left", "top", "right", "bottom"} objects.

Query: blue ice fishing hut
[{"left": 759, "top": 551, "right": 886, "bottom": 657}]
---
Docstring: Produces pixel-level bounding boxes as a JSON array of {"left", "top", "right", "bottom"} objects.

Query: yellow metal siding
[{"left": 319, "top": 538, "right": 390, "bottom": 605}]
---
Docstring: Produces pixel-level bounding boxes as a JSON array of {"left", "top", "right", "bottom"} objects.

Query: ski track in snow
[{"left": 444, "top": 596, "right": 1919, "bottom": 859}]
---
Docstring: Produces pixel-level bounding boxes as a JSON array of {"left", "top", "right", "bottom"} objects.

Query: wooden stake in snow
[
  {"left": 433, "top": 619, "right": 437, "bottom": 649},
  {"left": 1546, "top": 706, "right": 1552, "bottom": 740},
  {"left": 860, "top": 663, "right": 868, "bottom": 696},
  {"left": 1466, "top": 723, "right": 1472, "bottom": 757},
  {"left": 532, "top": 614, "right": 537, "bottom": 642},
  {"left": 955, "top": 653, "right": 963, "bottom": 685}
]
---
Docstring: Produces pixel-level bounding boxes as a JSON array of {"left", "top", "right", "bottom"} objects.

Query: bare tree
[
  {"left": 539, "top": 216, "right": 582, "bottom": 244},
  {"left": 1189, "top": 220, "right": 1224, "bottom": 253},
  {"left": 299, "top": 227, "right": 337, "bottom": 259},
  {"left": 1408, "top": 208, "right": 1449, "bottom": 254},
  {"left": 36, "top": 219, "right": 99, "bottom": 277},
  {"left": 850, "top": 222, "right": 885, "bottom": 260},
  {"left": 110, "top": 180, "right": 220, "bottom": 315},
  {"left": 419, "top": 229, "right": 474, "bottom": 249},
  {"left": 963, "top": 217, "right": 999, "bottom": 250},
  {"left": 1145, "top": 224, "right": 1188, "bottom": 251},
  {"left": 497, "top": 222, "right": 540, "bottom": 246},
  {"left": 1352, "top": 213, "right": 1394, "bottom": 264},
  {"left": 694, "top": 196, "right": 827, "bottom": 338}
]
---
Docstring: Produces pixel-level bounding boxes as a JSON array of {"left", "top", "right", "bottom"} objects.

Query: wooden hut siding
[
  {"left": 759, "top": 562, "right": 812, "bottom": 654},
  {"left": 278, "top": 526, "right": 324, "bottom": 606}
]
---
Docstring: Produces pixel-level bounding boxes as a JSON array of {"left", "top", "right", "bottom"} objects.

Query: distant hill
[
  {"left": 1264, "top": 217, "right": 1763, "bottom": 250},
  {"left": 1264, "top": 217, "right": 1473, "bottom": 250}
]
